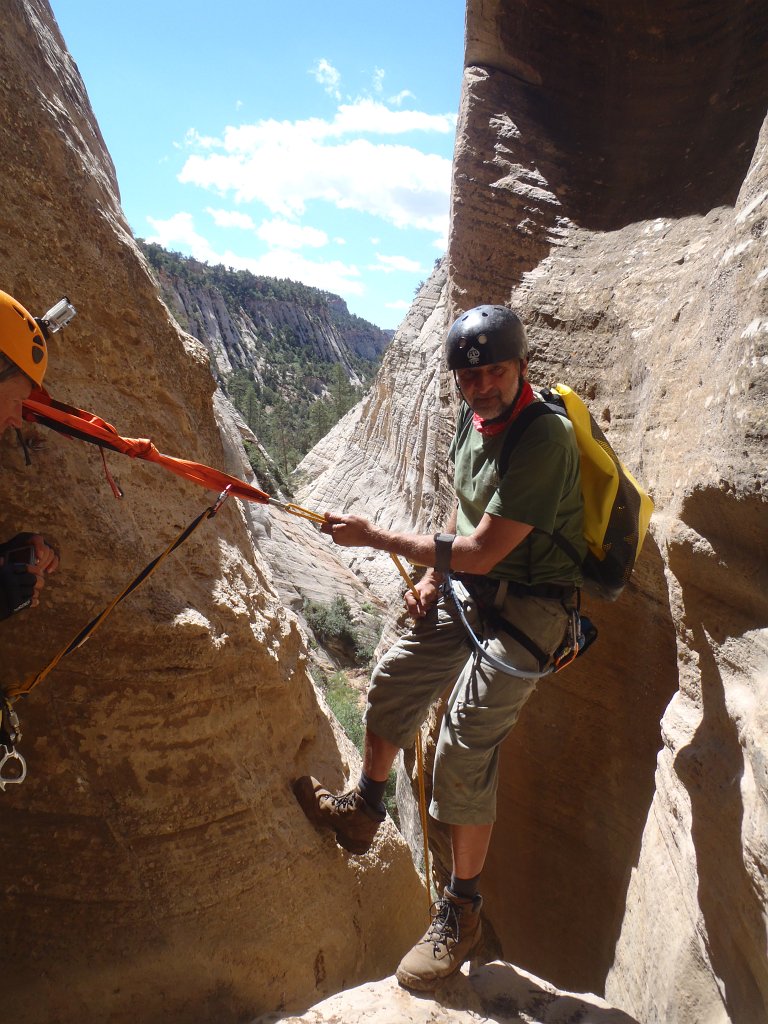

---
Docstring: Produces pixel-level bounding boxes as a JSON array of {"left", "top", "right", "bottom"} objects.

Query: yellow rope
[
  {"left": 415, "top": 728, "right": 432, "bottom": 917},
  {"left": 388, "top": 554, "right": 432, "bottom": 917},
  {"left": 7, "top": 492, "right": 230, "bottom": 701},
  {"left": 390, "top": 553, "right": 420, "bottom": 600}
]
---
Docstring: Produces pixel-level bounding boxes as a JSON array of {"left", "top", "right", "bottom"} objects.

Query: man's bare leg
[
  {"left": 363, "top": 727, "right": 400, "bottom": 781},
  {"left": 451, "top": 822, "right": 494, "bottom": 880}
]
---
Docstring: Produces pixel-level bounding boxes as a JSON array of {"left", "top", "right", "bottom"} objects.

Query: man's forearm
[
  {"left": 323, "top": 505, "right": 531, "bottom": 575},
  {"left": 360, "top": 510, "right": 480, "bottom": 574}
]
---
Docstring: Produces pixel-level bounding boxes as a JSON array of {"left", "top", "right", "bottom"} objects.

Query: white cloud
[
  {"left": 386, "top": 298, "right": 411, "bottom": 310},
  {"left": 245, "top": 248, "right": 362, "bottom": 295},
  {"left": 330, "top": 99, "right": 455, "bottom": 137},
  {"left": 177, "top": 96, "right": 455, "bottom": 232},
  {"left": 206, "top": 207, "right": 256, "bottom": 230},
  {"left": 184, "top": 127, "right": 219, "bottom": 150},
  {"left": 146, "top": 212, "right": 219, "bottom": 262},
  {"left": 144, "top": 213, "right": 361, "bottom": 296},
  {"left": 389, "top": 89, "right": 415, "bottom": 107},
  {"left": 256, "top": 218, "right": 328, "bottom": 250},
  {"left": 181, "top": 142, "right": 449, "bottom": 232},
  {"left": 198, "top": 100, "right": 455, "bottom": 150},
  {"left": 311, "top": 58, "right": 341, "bottom": 100},
  {"left": 369, "top": 253, "right": 423, "bottom": 273},
  {"left": 373, "top": 67, "right": 385, "bottom": 94}
]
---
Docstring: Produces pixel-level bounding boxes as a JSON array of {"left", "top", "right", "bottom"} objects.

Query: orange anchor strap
[
  {"left": 22, "top": 389, "right": 273, "bottom": 507},
  {"left": 23, "top": 391, "right": 428, "bottom": 570}
]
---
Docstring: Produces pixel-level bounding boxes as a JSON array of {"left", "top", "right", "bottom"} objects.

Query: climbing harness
[{"left": 445, "top": 573, "right": 597, "bottom": 681}]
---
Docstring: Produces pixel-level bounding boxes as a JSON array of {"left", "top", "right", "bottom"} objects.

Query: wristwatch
[{"left": 433, "top": 532, "right": 456, "bottom": 574}]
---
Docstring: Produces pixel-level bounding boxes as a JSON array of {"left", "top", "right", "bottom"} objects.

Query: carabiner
[
  {"left": 209, "top": 485, "right": 232, "bottom": 517},
  {"left": 0, "top": 746, "right": 27, "bottom": 791}
]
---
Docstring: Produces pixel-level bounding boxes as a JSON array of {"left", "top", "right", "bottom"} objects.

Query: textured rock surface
[
  {"left": 213, "top": 388, "right": 388, "bottom": 629},
  {"left": 296, "top": 260, "right": 455, "bottom": 615},
  {"left": 293, "top": 3, "right": 768, "bottom": 1023},
  {"left": 0, "top": 3, "right": 424, "bottom": 1022},
  {"left": 4, "top": 2, "right": 767, "bottom": 1023},
  {"left": 252, "top": 962, "right": 640, "bottom": 1024}
]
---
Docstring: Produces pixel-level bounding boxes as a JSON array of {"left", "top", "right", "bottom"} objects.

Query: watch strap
[{"left": 433, "top": 532, "right": 456, "bottom": 574}]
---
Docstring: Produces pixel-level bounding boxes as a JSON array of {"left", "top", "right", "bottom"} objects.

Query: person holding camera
[{"left": 0, "top": 289, "right": 60, "bottom": 620}]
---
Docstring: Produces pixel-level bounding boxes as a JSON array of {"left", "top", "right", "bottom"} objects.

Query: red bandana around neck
[{"left": 472, "top": 380, "right": 536, "bottom": 436}]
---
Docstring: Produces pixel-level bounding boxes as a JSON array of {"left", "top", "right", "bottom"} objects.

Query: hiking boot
[
  {"left": 292, "top": 775, "right": 385, "bottom": 855},
  {"left": 395, "top": 888, "right": 483, "bottom": 991}
]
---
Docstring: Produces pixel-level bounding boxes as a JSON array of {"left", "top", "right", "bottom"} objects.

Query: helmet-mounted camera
[{"left": 36, "top": 297, "right": 77, "bottom": 338}]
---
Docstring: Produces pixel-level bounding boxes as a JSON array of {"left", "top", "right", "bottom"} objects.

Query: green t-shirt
[{"left": 449, "top": 401, "right": 586, "bottom": 585}]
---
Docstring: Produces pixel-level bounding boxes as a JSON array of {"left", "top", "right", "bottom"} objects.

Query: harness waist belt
[
  {"left": 456, "top": 573, "right": 577, "bottom": 602},
  {"left": 503, "top": 579, "right": 577, "bottom": 600}
]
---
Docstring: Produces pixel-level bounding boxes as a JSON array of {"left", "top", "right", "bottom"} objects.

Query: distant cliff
[
  {"left": 140, "top": 242, "right": 393, "bottom": 474},
  {"left": 140, "top": 242, "right": 391, "bottom": 384}
]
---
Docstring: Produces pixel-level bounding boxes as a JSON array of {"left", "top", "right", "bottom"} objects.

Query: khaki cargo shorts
[{"left": 365, "top": 579, "right": 572, "bottom": 825}]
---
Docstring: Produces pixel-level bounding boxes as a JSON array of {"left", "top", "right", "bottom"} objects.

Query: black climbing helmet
[{"left": 444, "top": 305, "right": 528, "bottom": 370}]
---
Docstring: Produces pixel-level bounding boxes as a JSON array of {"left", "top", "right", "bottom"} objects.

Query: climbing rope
[
  {"left": 415, "top": 729, "right": 432, "bottom": 916},
  {"left": 390, "top": 562, "right": 433, "bottom": 918},
  {"left": 5, "top": 487, "right": 233, "bottom": 702},
  {"left": 0, "top": 488, "right": 235, "bottom": 789}
]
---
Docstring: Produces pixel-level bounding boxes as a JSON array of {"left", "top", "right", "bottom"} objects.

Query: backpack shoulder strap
[
  {"left": 498, "top": 394, "right": 583, "bottom": 573},
  {"left": 498, "top": 399, "right": 562, "bottom": 479},
  {"left": 455, "top": 401, "right": 473, "bottom": 448}
]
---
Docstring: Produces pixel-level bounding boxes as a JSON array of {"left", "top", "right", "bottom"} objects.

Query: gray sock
[
  {"left": 358, "top": 771, "right": 386, "bottom": 811},
  {"left": 448, "top": 873, "right": 481, "bottom": 900}
]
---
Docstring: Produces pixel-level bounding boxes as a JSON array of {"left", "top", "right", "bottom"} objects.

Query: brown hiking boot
[
  {"left": 292, "top": 775, "right": 385, "bottom": 855},
  {"left": 395, "top": 888, "right": 483, "bottom": 991}
]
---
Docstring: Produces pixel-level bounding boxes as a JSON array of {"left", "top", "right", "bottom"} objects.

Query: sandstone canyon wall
[
  {"left": 2, "top": 2, "right": 767, "bottom": 1023},
  {"left": 0, "top": 4, "right": 425, "bottom": 1022},
  {"left": 299, "top": 3, "right": 768, "bottom": 1023}
]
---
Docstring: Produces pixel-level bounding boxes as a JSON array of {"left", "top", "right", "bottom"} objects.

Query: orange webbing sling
[{"left": 22, "top": 388, "right": 273, "bottom": 506}]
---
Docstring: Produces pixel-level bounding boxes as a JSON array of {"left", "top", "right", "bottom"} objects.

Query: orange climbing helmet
[
  {"left": 0, "top": 290, "right": 48, "bottom": 385},
  {"left": 0, "top": 291, "right": 76, "bottom": 386}
]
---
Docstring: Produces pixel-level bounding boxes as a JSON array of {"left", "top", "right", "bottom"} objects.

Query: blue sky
[{"left": 51, "top": 1, "right": 466, "bottom": 330}]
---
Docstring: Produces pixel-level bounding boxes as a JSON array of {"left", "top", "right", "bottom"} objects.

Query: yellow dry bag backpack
[{"left": 498, "top": 384, "right": 654, "bottom": 601}]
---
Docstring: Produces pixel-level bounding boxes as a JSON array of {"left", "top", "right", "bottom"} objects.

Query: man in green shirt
[{"left": 294, "top": 304, "right": 585, "bottom": 991}]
